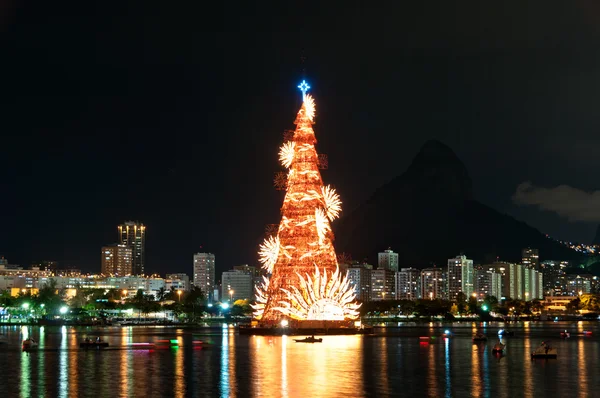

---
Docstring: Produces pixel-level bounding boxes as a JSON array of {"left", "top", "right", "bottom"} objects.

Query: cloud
[{"left": 512, "top": 182, "right": 600, "bottom": 222}]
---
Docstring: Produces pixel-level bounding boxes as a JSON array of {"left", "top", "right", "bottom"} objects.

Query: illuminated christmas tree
[{"left": 253, "top": 81, "right": 361, "bottom": 323}]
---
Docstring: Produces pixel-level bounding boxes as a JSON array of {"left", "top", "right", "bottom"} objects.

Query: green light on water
[{"left": 170, "top": 339, "right": 178, "bottom": 345}]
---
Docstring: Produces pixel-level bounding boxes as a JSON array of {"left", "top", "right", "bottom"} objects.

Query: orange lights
[{"left": 253, "top": 91, "right": 360, "bottom": 322}]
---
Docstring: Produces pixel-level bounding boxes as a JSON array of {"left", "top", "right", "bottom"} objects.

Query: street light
[
  {"left": 59, "top": 306, "right": 68, "bottom": 315},
  {"left": 22, "top": 303, "right": 30, "bottom": 310},
  {"left": 429, "top": 292, "right": 433, "bottom": 300},
  {"left": 229, "top": 290, "right": 234, "bottom": 302},
  {"left": 177, "top": 290, "right": 182, "bottom": 302},
  {"left": 122, "top": 289, "right": 128, "bottom": 298}
]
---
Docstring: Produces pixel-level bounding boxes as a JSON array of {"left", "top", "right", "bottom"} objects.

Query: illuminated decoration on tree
[
  {"left": 303, "top": 95, "right": 315, "bottom": 121},
  {"left": 321, "top": 185, "right": 341, "bottom": 221},
  {"left": 259, "top": 236, "right": 280, "bottom": 274},
  {"left": 297, "top": 80, "right": 310, "bottom": 99},
  {"left": 272, "top": 265, "right": 361, "bottom": 321},
  {"left": 279, "top": 142, "right": 295, "bottom": 168},
  {"left": 251, "top": 276, "right": 270, "bottom": 319},
  {"left": 254, "top": 81, "right": 361, "bottom": 322},
  {"left": 265, "top": 224, "right": 278, "bottom": 237},
  {"left": 273, "top": 171, "right": 288, "bottom": 190},
  {"left": 283, "top": 129, "right": 295, "bottom": 142},
  {"left": 317, "top": 154, "right": 328, "bottom": 169}
]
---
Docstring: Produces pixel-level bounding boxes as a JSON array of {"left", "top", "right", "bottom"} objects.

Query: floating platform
[{"left": 238, "top": 326, "right": 373, "bottom": 336}]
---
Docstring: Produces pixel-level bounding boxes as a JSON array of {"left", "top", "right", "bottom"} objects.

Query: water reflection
[
  {"left": 377, "top": 337, "right": 389, "bottom": 396},
  {"left": 281, "top": 335, "right": 288, "bottom": 398},
  {"left": 427, "top": 342, "right": 439, "bottom": 397},
  {"left": 4, "top": 325, "right": 600, "bottom": 398},
  {"left": 174, "top": 340, "right": 184, "bottom": 398},
  {"left": 577, "top": 339, "right": 587, "bottom": 397},
  {"left": 20, "top": 339, "right": 31, "bottom": 398},
  {"left": 38, "top": 326, "right": 45, "bottom": 393},
  {"left": 59, "top": 326, "right": 68, "bottom": 398},
  {"left": 471, "top": 343, "right": 481, "bottom": 397},
  {"left": 120, "top": 327, "right": 132, "bottom": 397},
  {"left": 523, "top": 337, "right": 532, "bottom": 397},
  {"left": 220, "top": 327, "right": 232, "bottom": 397},
  {"left": 444, "top": 337, "right": 451, "bottom": 397}
]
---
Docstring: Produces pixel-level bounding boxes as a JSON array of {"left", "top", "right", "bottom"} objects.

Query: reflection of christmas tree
[{"left": 253, "top": 81, "right": 360, "bottom": 323}]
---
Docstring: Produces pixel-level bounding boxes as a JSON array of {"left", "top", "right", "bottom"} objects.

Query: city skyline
[{"left": 3, "top": 3, "right": 600, "bottom": 276}]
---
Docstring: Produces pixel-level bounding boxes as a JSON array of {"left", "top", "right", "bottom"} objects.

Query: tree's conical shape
[{"left": 253, "top": 93, "right": 360, "bottom": 323}]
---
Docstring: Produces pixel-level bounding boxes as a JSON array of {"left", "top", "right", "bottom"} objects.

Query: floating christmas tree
[{"left": 253, "top": 81, "right": 360, "bottom": 323}]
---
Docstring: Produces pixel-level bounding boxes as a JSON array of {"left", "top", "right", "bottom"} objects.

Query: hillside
[{"left": 335, "top": 140, "right": 582, "bottom": 266}]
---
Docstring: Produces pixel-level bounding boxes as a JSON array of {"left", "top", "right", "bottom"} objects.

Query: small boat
[
  {"left": 583, "top": 330, "right": 593, "bottom": 336},
  {"left": 531, "top": 342, "right": 557, "bottom": 359},
  {"left": 472, "top": 333, "right": 487, "bottom": 342},
  {"left": 492, "top": 342, "right": 505, "bottom": 354},
  {"left": 293, "top": 336, "right": 322, "bottom": 343},
  {"left": 560, "top": 330, "right": 570, "bottom": 339},
  {"left": 22, "top": 338, "right": 38, "bottom": 350},
  {"left": 80, "top": 338, "right": 109, "bottom": 348},
  {"left": 498, "top": 329, "right": 514, "bottom": 337}
]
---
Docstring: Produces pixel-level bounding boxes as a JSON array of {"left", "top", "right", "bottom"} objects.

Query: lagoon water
[{"left": 0, "top": 322, "right": 598, "bottom": 397}]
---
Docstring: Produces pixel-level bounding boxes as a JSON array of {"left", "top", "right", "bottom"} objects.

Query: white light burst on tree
[
  {"left": 273, "top": 265, "right": 361, "bottom": 321},
  {"left": 304, "top": 94, "right": 315, "bottom": 122},
  {"left": 279, "top": 141, "right": 295, "bottom": 168},
  {"left": 315, "top": 208, "right": 331, "bottom": 244},
  {"left": 321, "top": 185, "right": 342, "bottom": 221},
  {"left": 259, "top": 236, "right": 280, "bottom": 274},
  {"left": 251, "top": 276, "right": 270, "bottom": 320}
]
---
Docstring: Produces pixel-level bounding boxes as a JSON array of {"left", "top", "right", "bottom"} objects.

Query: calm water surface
[{"left": 0, "top": 322, "right": 598, "bottom": 397}]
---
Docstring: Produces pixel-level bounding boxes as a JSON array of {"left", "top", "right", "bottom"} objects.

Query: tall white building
[
  {"left": 193, "top": 253, "right": 215, "bottom": 299},
  {"left": 347, "top": 264, "right": 372, "bottom": 302},
  {"left": 522, "top": 248, "right": 539, "bottom": 269},
  {"left": 221, "top": 270, "right": 253, "bottom": 302},
  {"left": 378, "top": 249, "right": 399, "bottom": 272},
  {"left": 475, "top": 269, "right": 502, "bottom": 301},
  {"left": 396, "top": 268, "right": 421, "bottom": 300},
  {"left": 447, "top": 255, "right": 474, "bottom": 301},
  {"left": 370, "top": 269, "right": 395, "bottom": 301},
  {"left": 421, "top": 267, "right": 444, "bottom": 300},
  {"left": 488, "top": 262, "right": 523, "bottom": 300}
]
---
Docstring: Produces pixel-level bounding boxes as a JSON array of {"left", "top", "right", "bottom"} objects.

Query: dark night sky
[{"left": 2, "top": 2, "right": 600, "bottom": 276}]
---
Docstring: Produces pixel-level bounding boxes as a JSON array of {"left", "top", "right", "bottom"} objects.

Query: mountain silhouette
[{"left": 335, "top": 140, "right": 580, "bottom": 267}]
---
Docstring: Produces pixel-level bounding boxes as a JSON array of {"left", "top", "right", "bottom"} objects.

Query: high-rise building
[
  {"left": 447, "top": 255, "right": 474, "bottom": 301},
  {"left": 222, "top": 269, "right": 254, "bottom": 302},
  {"left": 347, "top": 264, "right": 372, "bottom": 302},
  {"left": 396, "top": 268, "right": 421, "bottom": 300},
  {"left": 488, "top": 262, "right": 523, "bottom": 300},
  {"left": 193, "top": 253, "right": 215, "bottom": 299},
  {"left": 378, "top": 249, "right": 399, "bottom": 272},
  {"left": 370, "top": 269, "right": 395, "bottom": 301},
  {"left": 421, "top": 267, "right": 444, "bottom": 300},
  {"left": 540, "top": 260, "right": 568, "bottom": 296},
  {"left": 475, "top": 269, "right": 502, "bottom": 301},
  {"left": 118, "top": 221, "right": 146, "bottom": 275},
  {"left": 566, "top": 274, "right": 592, "bottom": 296},
  {"left": 101, "top": 244, "right": 133, "bottom": 276},
  {"left": 522, "top": 248, "right": 539, "bottom": 269}
]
